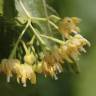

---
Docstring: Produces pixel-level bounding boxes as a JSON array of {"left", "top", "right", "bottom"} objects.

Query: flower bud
[{"left": 24, "top": 52, "right": 36, "bottom": 65}]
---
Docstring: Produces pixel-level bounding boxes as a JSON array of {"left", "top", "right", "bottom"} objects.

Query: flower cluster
[
  {"left": 58, "top": 17, "right": 81, "bottom": 38},
  {"left": 0, "top": 0, "right": 91, "bottom": 88},
  {"left": 0, "top": 59, "right": 36, "bottom": 87},
  {"left": 0, "top": 15, "right": 90, "bottom": 86},
  {"left": 41, "top": 34, "right": 90, "bottom": 79}
]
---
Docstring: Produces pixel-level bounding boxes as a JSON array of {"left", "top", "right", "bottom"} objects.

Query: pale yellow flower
[
  {"left": 59, "top": 34, "right": 90, "bottom": 62},
  {"left": 71, "top": 17, "right": 81, "bottom": 25},
  {"left": 14, "top": 63, "right": 36, "bottom": 87},
  {"left": 34, "top": 62, "right": 43, "bottom": 73},
  {"left": 42, "top": 61, "right": 58, "bottom": 80},
  {"left": 41, "top": 51, "right": 63, "bottom": 79},
  {"left": 58, "top": 17, "right": 80, "bottom": 38},
  {"left": 58, "top": 45, "right": 73, "bottom": 63},
  {"left": 74, "top": 34, "right": 91, "bottom": 47},
  {"left": 0, "top": 59, "right": 20, "bottom": 82}
]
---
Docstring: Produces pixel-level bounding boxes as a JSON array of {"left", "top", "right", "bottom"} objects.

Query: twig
[
  {"left": 29, "top": 24, "right": 46, "bottom": 45},
  {"left": 40, "top": 34, "right": 65, "bottom": 44},
  {"left": 9, "top": 20, "right": 30, "bottom": 58}
]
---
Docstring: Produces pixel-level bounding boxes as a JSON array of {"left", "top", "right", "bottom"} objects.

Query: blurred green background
[{"left": 0, "top": 0, "right": 96, "bottom": 96}]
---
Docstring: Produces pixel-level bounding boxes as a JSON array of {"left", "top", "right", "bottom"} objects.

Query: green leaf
[{"left": 15, "top": 0, "right": 58, "bottom": 48}]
